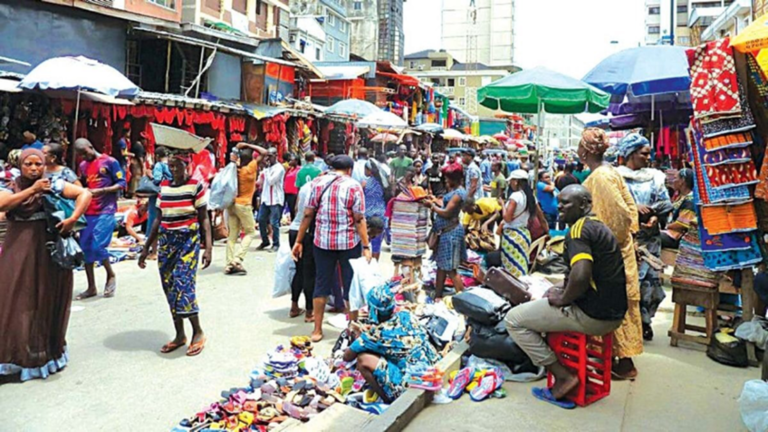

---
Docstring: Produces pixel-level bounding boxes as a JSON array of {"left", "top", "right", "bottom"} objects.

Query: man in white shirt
[
  {"left": 257, "top": 149, "right": 286, "bottom": 252},
  {"left": 352, "top": 147, "right": 369, "bottom": 185}
]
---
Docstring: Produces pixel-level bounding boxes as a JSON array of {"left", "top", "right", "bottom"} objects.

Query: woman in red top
[{"left": 283, "top": 153, "right": 300, "bottom": 222}]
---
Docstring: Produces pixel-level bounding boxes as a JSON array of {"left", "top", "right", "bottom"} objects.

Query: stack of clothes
[{"left": 390, "top": 199, "right": 428, "bottom": 257}]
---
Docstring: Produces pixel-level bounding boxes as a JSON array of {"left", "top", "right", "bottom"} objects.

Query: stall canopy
[
  {"left": 315, "top": 65, "right": 370, "bottom": 81},
  {"left": 325, "top": 98, "right": 380, "bottom": 119},
  {"left": 357, "top": 110, "right": 408, "bottom": 129},
  {"left": 730, "top": 12, "right": 768, "bottom": 53},
  {"left": 19, "top": 56, "right": 140, "bottom": 98}
]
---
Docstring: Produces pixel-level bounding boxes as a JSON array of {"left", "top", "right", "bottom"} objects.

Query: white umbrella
[
  {"left": 370, "top": 133, "right": 400, "bottom": 143},
  {"left": 357, "top": 110, "right": 407, "bottom": 129},
  {"left": 441, "top": 128, "right": 465, "bottom": 141}
]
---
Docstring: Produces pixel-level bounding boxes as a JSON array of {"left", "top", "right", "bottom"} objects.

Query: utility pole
[{"left": 670, "top": 0, "right": 675, "bottom": 46}]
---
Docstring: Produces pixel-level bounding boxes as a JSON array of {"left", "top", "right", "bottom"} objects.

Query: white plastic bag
[
  {"left": 735, "top": 317, "right": 768, "bottom": 350},
  {"left": 272, "top": 244, "right": 295, "bottom": 298},
  {"left": 208, "top": 162, "right": 238, "bottom": 210},
  {"left": 739, "top": 380, "right": 768, "bottom": 432},
  {"left": 348, "top": 257, "right": 385, "bottom": 311}
]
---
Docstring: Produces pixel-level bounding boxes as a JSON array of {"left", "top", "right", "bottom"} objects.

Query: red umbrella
[{"left": 493, "top": 133, "right": 511, "bottom": 142}]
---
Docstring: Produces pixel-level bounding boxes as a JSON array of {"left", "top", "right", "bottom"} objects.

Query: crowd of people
[{"left": 0, "top": 125, "right": 692, "bottom": 407}]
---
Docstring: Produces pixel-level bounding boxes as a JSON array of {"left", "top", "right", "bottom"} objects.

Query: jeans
[
  {"left": 226, "top": 204, "right": 256, "bottom": 264},
  {"left": 258, "top": 203, "right": 282, "bottom": 247}
]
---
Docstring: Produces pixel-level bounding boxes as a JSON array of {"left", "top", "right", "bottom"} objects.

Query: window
[
  {"left": 340, "top": 21, "right": 347, "bottom": 33},
  {"left": 354, "top": 1, "right": 362, "bottom": 10},
  {"left": 149, "top": 0, "right": 176, "bottom": 8},
  {"left": 678, "top": 36, "right": 691, "bottom": 45},
  {"left": 677, "top": 5, "right": 687, "bottom": 13},
  {"left": 409, "top": 61, "right": 416, "bottom": 68},
  {"left": 232, "top": 0, "right": 246, "bottom": 14},
  {"left": 430, "top": 78, "right": 441, "bottom": 85},
  {"left": 327, "top": 36, "right": 334, "bottom": 52},
  {"left": 648, "top": 6, "right": 660, "bottom": 14},
  {"left": 432, "top": 59, "right": 447, "bottom": 67},
  {"left": 339, "top": 42, "right": 347, "bottom": 57},
  {"left": 328, "top": 12, "right": 336, "bottom": 26},
  {"left": 316, "top": 48, "right": 322, "bottom": 60},
  {"left": 648, "top": 26, "right": 660, "bottom": 34},
  {"left": 447, "top": 78, "right": 455, "bottom": 87},
  {"left": 458, "top": 77, "right": 466, "bottom": 87},
  {"left": 459, "top": 97, "right": 466, "bottom": 106},
  {"left": 204, "top": 0, "right": 219, "bottom": 10}
]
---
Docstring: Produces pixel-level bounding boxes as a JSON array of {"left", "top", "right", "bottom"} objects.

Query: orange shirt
[{"left": 235, "top": 159, "right": 260, "bottom": 206}]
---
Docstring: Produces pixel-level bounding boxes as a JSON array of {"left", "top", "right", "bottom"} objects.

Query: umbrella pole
[
  {"left": 71, "top": 87, "right": 81, "bottom": 170},
  {"left": 532, "top": 98, "right": 543, "bottom": 177}
]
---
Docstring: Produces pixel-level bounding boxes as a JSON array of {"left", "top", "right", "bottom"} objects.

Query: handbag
[
  {"left": 484, "top": 267, "right": 532, "bottom": 306},
  {"left": 135, "top": 176, "right": 161, "bottom": 197},
  {"left": 43, "top": 193, "right": 87, "bottom": 233},
  {"left": 528, "top": 207, "right": 549, "bottom": 241},
  {"left": 212, "top": 210, "right": 228, "bottom": 241},
  {"left": 48, "top": 236, "right": 85, "bottom": 270},
  {"left": 427, "top": 219, "right": 459, "bottom": 251}
]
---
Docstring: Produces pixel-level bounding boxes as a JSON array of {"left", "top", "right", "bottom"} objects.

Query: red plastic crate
[{"left": 546, "top": 332, "right": 613, "bottom": 407}]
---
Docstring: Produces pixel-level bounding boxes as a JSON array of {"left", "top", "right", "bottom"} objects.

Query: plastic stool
[{"left": 546, "top": 332, "right": 613, "bottom": 407}]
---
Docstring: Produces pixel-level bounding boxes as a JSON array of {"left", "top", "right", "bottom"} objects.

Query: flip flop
[
  {"left": 74, "top": 290, "right": 97, "bottom": 301},
  {"left": 531, "top": 387, "right": 576, "bottom": 409},
  {"left": 447, "top": 366, "right": 475, "bottom": 399},
  {"left": 187, "top": 336, "right": 206, "bottom": 357},
  {"left": 103, "top": 279, "right": 117, "bottom": 298},
  {"left": 469, "top": 370, "right": 500, "bottom": 402},
  {"left": 289, "top": 308, "right": 305, "bottom": 318},
  {"left": 160, "top": 339, "right": 187, "bottom": 354}
]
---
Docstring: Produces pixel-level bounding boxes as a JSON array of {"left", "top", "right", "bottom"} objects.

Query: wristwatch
[{"left": 362, "top": 245, "right": 371, "bottom": 250}]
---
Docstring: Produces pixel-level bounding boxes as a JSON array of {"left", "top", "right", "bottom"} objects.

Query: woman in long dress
[
  {"left": 500, "top": 169, "right": 537, "bottom": 278},
  {"left": 578, "top": 128, "right": 643, "bottom": 380},
  {"left": 0, "top": 149, "right": 91, "bottom": 381}
]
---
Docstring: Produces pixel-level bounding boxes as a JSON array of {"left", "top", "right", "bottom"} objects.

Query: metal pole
[
  {"left": 195, "top": 47, "right": 205, "bottom": 98},
  {"left": 670, "top": 0, "right": 675, "bottom": 46},
  {"left": 71, "top": 87, "right": 81, "bottom": 170},
  {"left": 532, "top": 97, "right": 543, "bottom": 178},
  {"left": 165, "top": 40, "right": 171, "bottom": 93}
]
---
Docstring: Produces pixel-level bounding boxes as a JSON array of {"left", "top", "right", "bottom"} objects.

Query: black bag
[
  {"left": 48, "top": 236, "right": 85, "bottom": 270},
  {"left": 467, "top": 319, "right": 532, "bottom": 365},
  {"left": 706, "top": 330, "right": 748, "bottom": 368},
  {"left": 422, "top": 314, "right": 451, "bottom": 350},
  {"left": 135, "top": 176, "right": 161, "bottom": 197},
  {"left": 452, "top": 287, "right": 511, "bottom": 325},
  {"left": 485, "top": 250, "right": 502, "bottom": 268}
]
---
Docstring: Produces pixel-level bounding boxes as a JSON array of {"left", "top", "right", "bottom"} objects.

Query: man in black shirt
[
  {"left": 505, "top": 185, "right": 626, "bottom": 403},
  {"left": 426, "top": 153, "right": 446, "bottom": 197}
]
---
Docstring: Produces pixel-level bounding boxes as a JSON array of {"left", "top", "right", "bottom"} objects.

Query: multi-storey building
[
  {"left": 440, "top": 0, "right": 515, "bottom": 67},
  {"left": 289, "top": 0, "right": 351, "bottom": 61},
  {"left": 697, "top": 0, "right": 752, "bottom": 42},
  {"left": 645, "top": 0, "right": 736, "bottom": 46},
  {"left": 377, "top": 0, "right": 405, "bottom": 65},
  {"left": 344, "top": 0, "right": 404, "bottom": 65}
]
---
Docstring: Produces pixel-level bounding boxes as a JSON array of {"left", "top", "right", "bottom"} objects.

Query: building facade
[
  {"left": 698, "top": 0, "right": 752, "bottom": 42},
  {"left": 441, "top": 0, "right": 515, "bottom": 67},
  {"left": 645, "top": 0, "right": 737, "bottom": 46},
  {"left": 289, "top": 16, "right": 327, "bottom": 61},
  {"left": 345, "top": 0, "right": 378, "bottom": 61},
  {"left": 289, "top": 0, "right": 350, "bottom": 61},
  {"left": 377, "top": 0, "right": 405, "bottom": 65},
  {"left": 182, "top": 0, "right": 289, "bottom": 40}
]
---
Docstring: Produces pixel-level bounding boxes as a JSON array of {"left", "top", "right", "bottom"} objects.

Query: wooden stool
[{"left": 668, "top": 284, "right": 718, "bottom": 347}]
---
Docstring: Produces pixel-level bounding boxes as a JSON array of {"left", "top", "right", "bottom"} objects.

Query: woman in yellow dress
[{"left": 578, "top": 128, "right": 643, "bottom": 380}]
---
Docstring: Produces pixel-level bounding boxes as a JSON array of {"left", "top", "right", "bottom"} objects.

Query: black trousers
[
  {"left": 289, "top": 230, "right": 315, "bottom": 310},
  {"left": 285, "top": 193, "right": 298, "bottom": 221}
]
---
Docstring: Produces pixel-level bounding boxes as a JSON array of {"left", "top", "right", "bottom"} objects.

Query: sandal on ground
[
  {"left": 289, "top": 308, "right": 305, "bottom": 318},
  {"left": 160, "top": 339, "right": 187, "bottom": 354},
  {"left": 447, "top": 366, "right": 475, "bottom": 399},
  {"left": 469, "top": 369, "right": 502, "bottom": 402},
  {"left": 310, "top": 332, "right": 323, "bottom": 343},
  {"left": 103, "top": 279, "right": 117, "bottom": 298},
  {"left": 231, "top": 263, "right": 247, "bottom": 275},
  {"left": 75, "top": 290, "right": 98, "bottom": 301},
  {"left": 532, "top": 387, "right": 576, "bottom": 409},
  {"left": 186, "top": 336, "right": 207, "bottom": 357}
]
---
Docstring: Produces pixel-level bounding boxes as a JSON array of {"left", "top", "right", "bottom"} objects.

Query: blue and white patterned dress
[{"left": 433, "top": 187, "right": 467, "bottom": 271}]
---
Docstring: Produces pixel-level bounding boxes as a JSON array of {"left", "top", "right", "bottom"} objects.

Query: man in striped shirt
[{"left": 291, "top": 155, "right": 372, "bottom": 342}]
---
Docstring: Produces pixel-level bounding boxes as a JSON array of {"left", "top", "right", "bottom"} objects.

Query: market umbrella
[
  {"left": 493, "top": 133, "right": 511, "bottom": 141},
  {"left": 441, "top": 128, "right": 465, "bottom": 141},
  {"left": 731, "top": 12, "right": 768, "bottom": 53},
  {"left": 324, "top": 98, "right": 380, "bottom": 119},
  {"left": 370, "top": 133, "right": 400, "bottom": 143},
  {"left": 357, "top": 110, "right": 408, "bottom": 129},
  {"left": 19, "top": 56, "right": 140, "bottom": 97},
  {"left": 414, "top": 123, "right": 444, "bottom": 133}
]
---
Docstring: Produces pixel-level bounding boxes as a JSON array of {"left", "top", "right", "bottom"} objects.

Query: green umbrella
[{"left": 478, "top": 66, "right": 610, "bottom": 114}]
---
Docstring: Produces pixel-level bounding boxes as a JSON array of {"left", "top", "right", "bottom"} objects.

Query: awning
[
  {"left": 0, "top": 78, "right": 21, "bottom": 93},
  {"left": 42, "top": 89, "right": 134, "bottom": 105},
  {"left": 376, "top": 71, "right": 420, "bottom": 86},
  {"left": 316, "top": 65, "right": 370, "bottom": 80},
  {"left": 242, "top": 103, "right": 289, "bottom": 120}
]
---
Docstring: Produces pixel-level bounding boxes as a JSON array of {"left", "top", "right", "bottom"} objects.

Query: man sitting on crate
[{"left": 505, "top": 185, "right": 627, "bottom": 406}]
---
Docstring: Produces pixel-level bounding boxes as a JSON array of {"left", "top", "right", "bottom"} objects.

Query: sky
[{"left": 403, "top": 0, "right": 646, "bottom": 78}]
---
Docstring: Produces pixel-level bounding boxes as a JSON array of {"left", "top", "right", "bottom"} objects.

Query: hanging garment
[
  {"left": 702, "top": 131, "right": 752, "bottom": 152},
  {"left": 701, "top": 81, "right": 756, "bottom": 138},
  {"left": 701, "top": 232, "right": 762, "bottom": 272},
  {"left": 699, "top": 228, "right": 755, "bottom": 252},
  {"left": 700, "top": 202, "right": 757, "bottom": 235},
  {"left": 688, "top": 38, "right": 741, "bottom": 120},
  {"left": 689, "top": 127, "right": 752, "bottom": 205},
  {"left": 747, "top": 53, "right": 768, "bottom": 105},
  {"left": 701, "top": 147, "right": 752, "bottom": 166},
  {"left": 705, "top": 162, "right": 759, "bottom": 189}
]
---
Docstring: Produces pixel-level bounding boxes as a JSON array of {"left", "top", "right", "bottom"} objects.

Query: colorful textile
[
  {"left": 705, "top": 161, "right": 759, "bottom": 189},
  {"left": 616, "top": 166, "right": 670, "bottom": 209},
  {"left": 672, "top": 221, "right": 720, "bottom": 290},
  {"left": 700, "top": 202, "right": 757, "bottom": 235},
  {"left": 663, "top": 193, "right": 696, "bottom": 241},
  {"left": 747, "top": 53, "right": 768, "bottom": 104},
  {"left": 80, "top": 214, "right": 114, "bottom": 264},
  {"left": 434, "top": 188, "right": 467, "bottom": 271},
  {"left": 158, "top": 224, "right": 200, "bottom": 318},
  {"left": 702, "top": 132, "right": 752, "bottom": 152},
  {"left": 79, "top": 153, "right": 125, "bottom": 215},
  {"left": 701, "top": 147, "right": 751, "bottom": 166},
  {"left": 689, "top": 126, "right": 751, "bottom": 205},
  {"left": 617, "top": 133, "right": 650, "bottom": 159},
  {"left": 501, "top": 227, "right": 531, "bottom": 278},
  {"left": 364, "top": 176, "right": 387, "bottom": 218},
  {"left": 158, "top": 179, "right": 207, "bottom": 230},
  {"left": 701, "top": 232, "right": 763, "bottom": 272},
  {"left": 391, "top": 200, "right": 428, "bottom": 257},
  {"left": 699, "top": 229, "right": 754, "bottom": 252},
  {"left": 700, "top": 81, "right": 756, "bottom": 138},
  {"left": 688, "top": 38, "right": 741, "bottom": 120},
  {"left": 464, "top": 162, "right": 483, "bottom": 200},
  {"left": 307, "top": 172, "right": 365, "bottom": 251}
]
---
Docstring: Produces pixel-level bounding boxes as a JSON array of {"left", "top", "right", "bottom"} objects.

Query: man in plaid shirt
[{"left": 291, "top": 155, "right": 371, "bottom": 342}]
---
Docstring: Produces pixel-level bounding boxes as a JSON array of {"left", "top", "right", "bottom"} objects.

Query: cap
[
  {"left": 461, "top": 148, "right": 476, "bottom": 157},
  {"left": 508, "top": 169, "right": 528, "bottom": 180},
  {"left": 330, "top": 154, "right": 354, "bottom": 170}
]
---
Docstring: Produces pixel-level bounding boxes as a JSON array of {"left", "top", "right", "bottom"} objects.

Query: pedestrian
[
  {"left": 138, "top": 150, "right": 212, "bottom": 357},
  {"left": 412, "top": 160, "right": 428, "bottom": 189},
  {"left": 507, "top": 151, "right": 521, "bottom": 173},
  {"left": 127, "top": 135, "right": 146, "bottom": 197},
  {"left": 574, "top": 161, "right": 591, "bottom": 183},
  {"left": 288, "top": 181, "right": 316, "bottom": 322},
  {"left": 284, "top": 153, "right": 301, "bottom": 222},
  {"left": 291, "top": 155, "right": 372, "bottom": 342},
  {"left": 225, "top": 142, "right": 268, "bottom": 274},
  {"left": 397, "top": 166, "right": 417, "bottom": 195},
  {"left": 555, "top": 163, "right": 580, "bottom": 190},
  {"left": 460, "top": 148, "right": 483, "bottom": 200},
  {"left": 42, "top": 142, "right": 80, "bottom": 186},
  {"left": 0, "top": 148, "right": 91, "bottom": 381},
  {"left": 257, "top": 148, "right": 285, "bottom": 252},
  {"left": 426, "top": 154, "right": 446, "bottom": 198},
  {"left": 578, "top": 127, "right": 643, "bottom": 380},
  {"left": 352, "top": 147, "right": 369, "bottom": 184},
  {"left": 296, "top": 151, "right": 322, "bottom": 190},
  {"left": 661, "top": 169, "right": 695, "bottom": 249},
  {"left": 424, "top": 162, "right": 466, "bottom": 300},
  {"left": 20, "top": 131, "right": 44, "bottom": 150},
  {"left": 390, "top": 144, "right": 413, "bottom": 181},
  {"left": 376, "top": 152, "right": 392, "bottom": 181},
  {"left": 461, "top": 196, "right": 502, "bottom": 232},
  {"left": 501, "top": 169, "right": 536, "bottom": 278},
  {"left": 363, "top": 159, "right": 389, "bottom": 260},
  {"left": 115, "top": 126, "right": 131, "bottom": 183},
  {"left": 74, "top": 138, "right": 125, "bottom": 300},
  {"left": 488, "top": 161, "right": 507, "bottom": 199},
  {"left": 479, "top": 151, "right": 492, "bottom": 187},
  {"left": 536, "top": 171, "right": 558, "bottom": 229},
  {"left": 146, "top": 146, "right": 172, "bottom": 260}
]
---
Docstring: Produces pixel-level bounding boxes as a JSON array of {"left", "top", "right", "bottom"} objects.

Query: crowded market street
[{"left": 0, "top": 233, "right": 753, "bottom": 431}]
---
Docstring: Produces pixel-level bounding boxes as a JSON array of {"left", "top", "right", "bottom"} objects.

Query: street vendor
[
  {"left": 118, "top": 199, "right": 148, "bottom": 243},
  {"left": 461, "top": 196, "right": 502, "bottom": 232},
  {"left": 343, "top": 284, "right": 440, "bottom": 404},
  {"left": 505, "top": 185, "right": 626, "bottom": 407}
]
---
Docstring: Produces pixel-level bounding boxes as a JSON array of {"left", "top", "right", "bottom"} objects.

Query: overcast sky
[{"left": 403, "top": 0, "right": 646, "bottom": 78}]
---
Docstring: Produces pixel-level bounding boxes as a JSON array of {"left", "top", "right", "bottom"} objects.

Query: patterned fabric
[
  {"left": 464, "top": 162, "right": 483, "bottom": 200},
  {"left": 79, "top": 154, "right": 125, "bottom": 215},
  {"left": 349, "top": 307, "right": 440, "bottom": 401},
  {"left": 307, "top": 172, "right": 365, "bottom": 251},
  {"left": 158, "top": 224, "right": 200, "bottom": 318},
  {"left": 364, "top": 176, "right": 386, "bottom": 218},
  {"left": 700, "top": 202, "right": 757, "bottom": 235},
  {"left": 701, "top": 147, "right": 751, "bottom": 166},
  {"left": 699, "top": 229, "right": 754, "bottom": 252},
  {"left": 672, "top": 220, "right": 720, "bottom": 290},
  {"left": 689, "top": 126, "right": 751, "bottom": 205},
  {"left": 44, "top": 167, "right": 78, "bottom": 184},
  {"left": 704, "top": 161, "right": 759, "bottom": 189},
  {"left": 434, "top": 188, "right": 467, "bottom": 271},
  {"left": 700, "top": 81, "right": 755, "bottom": 138},
  {"left": 701, "top": 232, "right": 763, "bottom": 272},
  {"left": 616, "top": 167, "right": 670, "bottom": 209},
  {"left": 747, "top": 53, "right": 768, "bottom": 104},
  {"left": 158, "top": 178, "right": 207, "bottom": 230},
  {"left": 662, "top": 193, "right": 696, "bottom": 241},
  {"left": 702, "top": 132, "right": 752, "bottom": 152},
  {"left": 501, "top": 227, "right": 531, "bottom": 278},
  {"left": 688, "top": 38, "right": 741, "bottom": 120}
]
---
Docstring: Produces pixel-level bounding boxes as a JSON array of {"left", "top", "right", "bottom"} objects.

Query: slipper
[
  {"left": 531, "top": 387, "right": 576, "bottom": 409},
  {"left": 160, "top": 339, "right": 187, "bottom": 353},
  {"left": 186, "top": 336, "right": 206, "bottom": 357},
  {"left": 103, "top": 279, "right": 117, "bottom": 298},
  {"left": 304, "top": 314, "right": 315, "bottom": 323},
  {"left": 469, "top": 370, "right": 500, "bottom": 402},
  {"left": 74, "top": 290, "right": 97, "bottom": 301},
  {"left": 447, "top": 366, "right": 475, "bottom": 399},
  {"left": 289, "top": 308, "right": 305, "bottom": 318}
]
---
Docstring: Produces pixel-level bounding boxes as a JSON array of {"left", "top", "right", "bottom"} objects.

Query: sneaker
[
  {"left": 256, "top": 242, "right": 271, "bottom": 251},
  {"left": 270, "top": 245, "right": 279, "bottom": 253}
]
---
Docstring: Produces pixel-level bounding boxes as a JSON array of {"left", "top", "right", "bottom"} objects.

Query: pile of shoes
[{"left": 445, "top": 366, "right": 506, "bottom": 402}]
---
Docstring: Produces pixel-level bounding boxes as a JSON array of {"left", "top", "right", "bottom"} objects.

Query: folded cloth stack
[{"left": 391, "top": 200, "right": 428, "bottom": 257}]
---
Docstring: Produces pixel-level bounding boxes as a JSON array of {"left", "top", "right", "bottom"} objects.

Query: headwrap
[
  {"left": 367, "top": 284, "right": 396, "bottom": 324},
  {"left": 617, "top": 133, "right": 650, "bottom": 159},
  {"left": 7, "top": 149, "right": 21, "bottom": 168},
  {"left": 678, "top": 168, "right": 694, "bottom": 191},
  {"left": 441, "top": 161, "right": 464, "bottom": 183},
  {"left": 169, "top": 150, "right": 193, "bottom": 164},
  {"left": 12, "top": 148, "right": 46, "bottom": 218},
  {"left": 579, "top": 127, "right": 610, "bottom": 156}
]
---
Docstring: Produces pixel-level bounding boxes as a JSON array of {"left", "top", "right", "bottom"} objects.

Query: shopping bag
[
  {"left": 739, "top": 380, "right": 768, "bottom": 432},
  {"left": 43, "top": 191, "right": 87, "bottom": 233},
  {"left": 212, "top": 210, "right": 228, "bottom": 241},
  {"left": 49, "top": 236, "right": 85, "bottom": 270},
  {"left": 272, "top": 243, "right": 296, "bottom": 298},
  {"left": 348, "top": 257, "right": 385, "bottom": 311},
  {"left": 208, "top": 162, "right": 238, "bottom": 210},
  {"left": 135, "top": 176, "right": 161, "bottom": 197}
]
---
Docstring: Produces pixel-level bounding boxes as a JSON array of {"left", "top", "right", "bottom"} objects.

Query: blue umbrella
[
  {"left": 583, "top": 46, "right": 690, "bottom": 97},
  {"left": 20, "top": 56, "right": 140, "bottom": 98}
]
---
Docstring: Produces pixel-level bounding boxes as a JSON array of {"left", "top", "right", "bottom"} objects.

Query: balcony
[
  {"left": 435, "top": 86, "right": 455, "bottom": 96},
  {"left": 701, "top": 0, "right": 751, "bottom": 41},
  {"left": 689, "top": 6, "right": 725, "bottom": 28}
]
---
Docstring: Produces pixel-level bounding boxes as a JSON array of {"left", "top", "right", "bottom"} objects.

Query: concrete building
[
  {"left": 698, "top": 0, "right": 752, "bottom": 42},
  {"left": 182, "top": 0, "right": 290, "bottom": 40},
  {"left": 404, "top": 49, "right": 456, "bottom": 72},
  {"left": 377, "top": 0, "right": 406, "bottom": 65},
  {"left": 645, "top": 0, "right": 737, "bottom": 46},
  {"left": 289, "top": 16, "right": 327, "bottom": 61},
  {"left": 545, "top": 114, "right": 586, "bottom": 150},
  {"left": 290, "top": 0, "right": 351, "bottom": 61},
  {"left": 345, "top": 0, "right": 378, "bottom": 61},
  {"left": 441, "top": 0, "right": 515, "bottom": 67}
]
